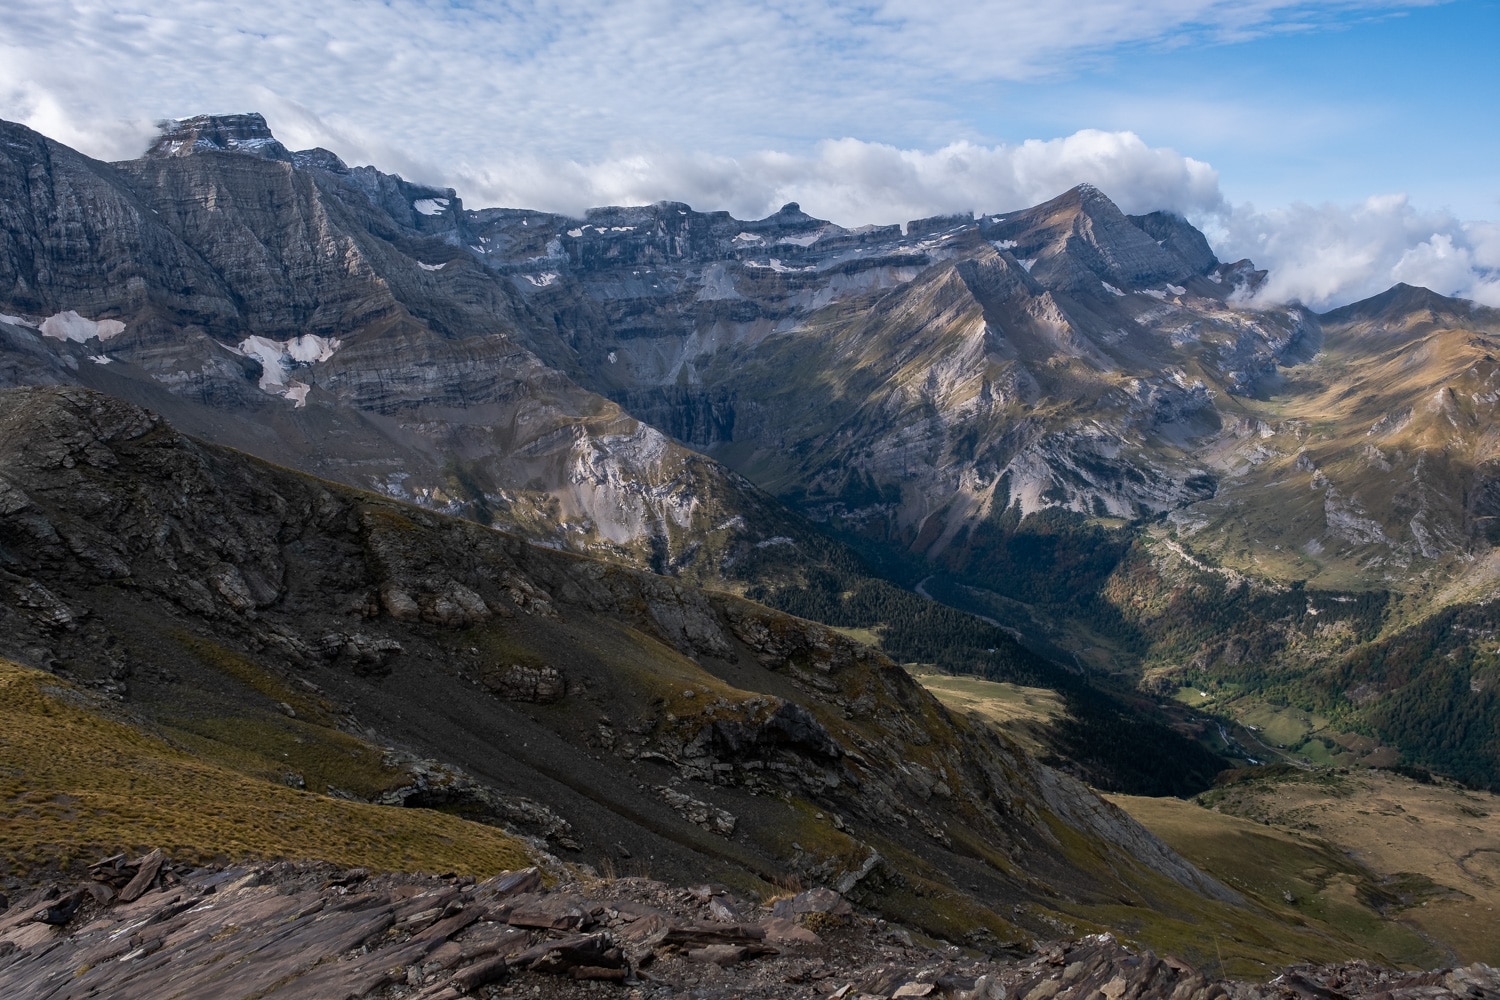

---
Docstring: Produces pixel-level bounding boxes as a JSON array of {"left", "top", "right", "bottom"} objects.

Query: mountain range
[
  {"left": 2, "top": 112, "right": 1500, "bottom": 982},
  {"left": 4, "top": 112, "right": 1498, "bottom": 789}
]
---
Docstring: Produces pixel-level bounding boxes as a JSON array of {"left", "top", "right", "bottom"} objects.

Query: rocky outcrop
[
  {"left": 1128, "top": 209, "right": 1219, "bottom": 276},
  {"left": 146, "top": 112, "right": 296, "bottom": 162},
  {"left": 2, "top": 856, "right": 1493, "bottom": 1000}
]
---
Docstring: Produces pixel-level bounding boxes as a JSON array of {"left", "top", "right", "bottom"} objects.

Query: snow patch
[
  {"left": 39, "top": 310, "right": 126, "bottom": 343},
  {"left": 88, "top": 354, "right": 112, "bottom": 364},
  {"left": 413, "top": 197, "right": 449, "bottom": 216},
  {"left": 524, "top": 272, "right": 560, "bottom": 287},
  {"left": 1101, "top": 282, "right": 1125, "bottom": 297},
  {"left": 777, "top": 232, "right": 822, "bottom": 247},
  {"left": 567, "top": 228, "right": 584, "bottom": 238},
  {"left": 1166, "top": 283, "right": 1186, "bottom": 296},
  {"left": 416, "top": 261, "right": 446, "bottom": 271},
  {"left": 733, "top": 232, "right": 764, "bottom": 244},
  {"left": 1140, "top": 288, "right": 1167, "bottom": 301},
  {"left": 744, "top": 258, "right": 813, "bottom": 274},
  {"left": 992, "top": 239, "right": 1018, "bottom": 250},
  {"left": 285, "top": 334, "right": 340, "bottom": 364},
  {"left": 237, "top": 334, "right": 340, "bottom": 403},
  {"left": 1018, "top": 258, "right": 1036, "bottom": 272},
  {"left": 0, "top": 313, "right": 35, "bottom": 328}
]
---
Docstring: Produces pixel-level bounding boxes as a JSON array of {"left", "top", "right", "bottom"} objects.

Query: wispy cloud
[{"left": 0, "top": 0, "right": 1442, "bottom": 165}]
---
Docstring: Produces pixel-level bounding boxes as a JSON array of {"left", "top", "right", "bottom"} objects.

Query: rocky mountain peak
[
  {"left": 145, "top": 112, "right": 293, "bottom": 162},
  {"left": 1070, "top": 181, "right": 1111, "bottom": 207},
  {"left": 907, "top": 212, "right": 975, "bottom": 237},
  {"left": 1128, "top": 209, "right": 1219, "bottom": 275},
  {"left": 987, "top": 184, "right": 1208, "bottom": 294},
  {"left": 1320, "top": 281, "right": 1476, "bottom": 326}
]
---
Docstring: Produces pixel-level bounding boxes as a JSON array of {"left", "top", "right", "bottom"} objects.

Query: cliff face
[
  {"left": 0, "top": 116, "right": 850, "bottom": 589},
  {"left": 0, "top": 385, "right": 1236, "bottom": 946}
]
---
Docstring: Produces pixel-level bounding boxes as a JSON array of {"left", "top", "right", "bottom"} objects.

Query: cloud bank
[
  {"left": 1211, "top": 196, "right": 1500, "bottom": 309},
  {"left": 451, "top": 131, "right": 1224, "bottom": 225}
]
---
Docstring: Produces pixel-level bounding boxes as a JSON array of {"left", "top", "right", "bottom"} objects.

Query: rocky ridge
[
  {"left": 2, "top": 855, "right": 1495, "bottom": 1000},
  {"left": 0, "top": 113, "right": 838, "bottom": 587}
]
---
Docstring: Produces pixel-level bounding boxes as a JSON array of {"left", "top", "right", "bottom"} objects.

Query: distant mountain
[
  {"left": 10, "top": 112, "right": 1494, "bottom": 589},
  {"left": 5, "top": 112, "right": 1500, "bottom": 790}
]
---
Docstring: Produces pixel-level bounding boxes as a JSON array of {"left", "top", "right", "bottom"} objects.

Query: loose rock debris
[{"left": 0, "top": 854, "right": 1496, "bottom": 1000}]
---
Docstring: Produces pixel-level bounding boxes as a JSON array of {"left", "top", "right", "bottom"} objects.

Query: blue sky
[
  {"left": 992, "top": 1, "right": 1499, "bottom": 217},
  {"left": 0, "top": 0, "right": 1495, "bottom": 306}
]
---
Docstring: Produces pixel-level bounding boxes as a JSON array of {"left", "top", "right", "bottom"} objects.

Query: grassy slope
[
  {"left": 0, "top": 657, "right": 535, "bottom": 878},
  {"left": 912, "top": 667, "right": 1498, "bottom": 972},
  {"left": 1190, "top": 768, "right": 1500, "bottom": 965}
]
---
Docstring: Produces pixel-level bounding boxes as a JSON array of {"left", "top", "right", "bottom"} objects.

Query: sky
[{"left": 1, "top": 0, "right": 1497, "bottom": 308}]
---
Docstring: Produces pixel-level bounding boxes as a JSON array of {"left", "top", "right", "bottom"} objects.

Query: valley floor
[{"left": 915, "top": 669, "right": 1500, "bottom": 968}]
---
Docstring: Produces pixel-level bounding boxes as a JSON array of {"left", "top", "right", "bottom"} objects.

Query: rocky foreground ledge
[{"left": 0, "top": 855, "right": 1495, "bottom": 1000}]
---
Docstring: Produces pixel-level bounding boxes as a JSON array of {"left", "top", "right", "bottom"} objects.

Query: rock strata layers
[{"left": 2, "top": 856, "right": 1494, "bottom": 1000}]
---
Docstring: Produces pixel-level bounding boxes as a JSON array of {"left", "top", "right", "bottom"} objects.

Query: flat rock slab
[{"left": 2, "top": 860, "right": 1497, "bottom": 1000}]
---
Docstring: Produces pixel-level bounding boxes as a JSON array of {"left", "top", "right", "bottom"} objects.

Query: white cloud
[
  {"left": 1208, "top": 195, "right": 1500, "bottom": 309},
  {"left": 451, "top": 131, "right": 1222, "bottom": 226}
]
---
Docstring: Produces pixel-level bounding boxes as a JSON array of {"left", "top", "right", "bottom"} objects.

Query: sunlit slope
[
  {"left": 1177, "top": 285, "right": 1500, "bottom": 593},
  {"left": 0, "top": 657, "right": 536, "bottom": 876}
]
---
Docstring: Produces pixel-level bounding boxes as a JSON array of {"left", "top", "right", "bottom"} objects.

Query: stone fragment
[
  {"left": 510, "top": 932, "right": 623, "bottom": 974},
  {"left": 477, "top": 867, "right": 544, "bottom": 899},
  {"left": 761, "top": 916, "right": 821, "bottom": 946},
  {"left": 30, "top": 888, "right": 85, "bottom": 926},
  {"left": 449, "top": 954, "right": 510, "bottom": 993},
  {"left": 770, "top": 887, "right": 854, "bottom": 922},
  {"left": 502, "top": 893, "right": 590, "bottom": 931},
  {"left": 893, "top": 984, "right": 935, "bottom": 998},
  {"left": 688, "top": 944, "right": 748, "bottom": 966},
  {"left": 118, "top": 849, "right": 164, "bottom": 903}
]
